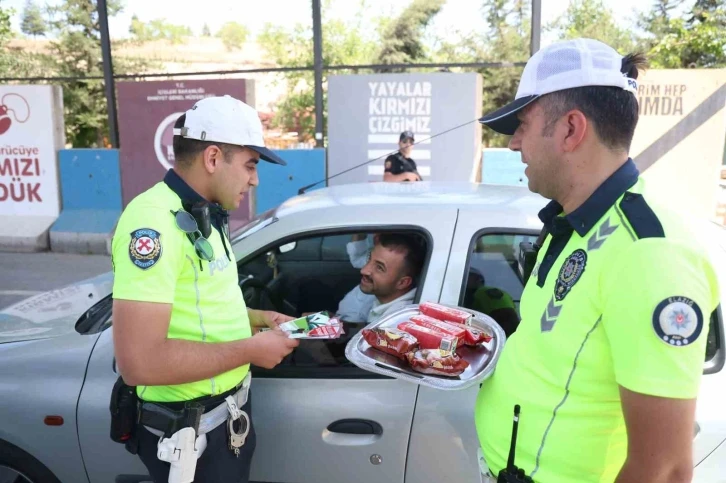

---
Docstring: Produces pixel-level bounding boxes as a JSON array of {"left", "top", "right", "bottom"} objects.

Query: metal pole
[
  {"left": 98, "top": 0, "right": 119, "bottom": 148},
  {"left": 312, "top": 0, "right": 324, "bottom": 148},
  {"left": 530, "top": 0, "right": 541, "bottom": 56}
]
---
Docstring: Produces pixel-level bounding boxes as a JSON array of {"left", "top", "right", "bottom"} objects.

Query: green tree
[
  {"left": 128, "top": 13, "right": 150, "bottom": 40},
  {"left": 0, "top": 3, "right": 13, "bottom": 43},
  {"left": 258, "top": 2, "right": 379, "bottom": 142},
  {"left": 375, "top": 0, "right": 446, "bottom": 71},
  {"left": 0, "top": 3, "right": 48, "bottom": 78},
  {"left": 548, "top": 0, "right": 635, "bottom": 52},
  {"left": 129, "top": 16, "right": 192, "bottom": 44},
  {"left": 217, "top": 21, "right": 249, "bottom": 51},
  {"left": 45, "top": 0, "right": 153, "bottom": 147},
  {"left": 20, "top": 0, "right": 46, "bottom": 37},
  {"left": 475, "top": 0, "right": 530, "bottom": 147},
  {"left": 639, "top": 0, "right": 726, "bottom": 67}
]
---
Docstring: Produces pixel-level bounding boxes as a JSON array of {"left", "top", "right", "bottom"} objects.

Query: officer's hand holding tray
[{"left": 345, "top": 302, "right": 506, "bottom": 390}]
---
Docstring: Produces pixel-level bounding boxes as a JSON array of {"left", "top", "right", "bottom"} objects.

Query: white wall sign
[{"left": 0, "top": 85, "right": 65, "bottom": 217}]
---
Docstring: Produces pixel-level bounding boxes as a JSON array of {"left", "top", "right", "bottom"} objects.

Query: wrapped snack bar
[
  {"left": 409, "top": 314, "right": 467, "bottom": 346},
  {"left": 461, "top": 325, "right": 493, "bottom": 345},
  {"left": 361, "top": 328, "right": 418, "bottom": 360},
  {"left": 345, "top": 303, "right": 506, "bottom": 391},
  {"left": 275, "top": 312, "right": 344, "bottom": 339},
  {"left": 419, "top": 301, "right": 472, "bottom": 325},
  {"left": 406, "top": 349, "right": 469, "bottom": 377},
  {"left": 397, "top": 322, "right": 458, "bottom": 352}
]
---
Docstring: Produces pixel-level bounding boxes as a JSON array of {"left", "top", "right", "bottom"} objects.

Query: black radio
[{"left": 497, "top": 404, "right": 534, "bottom": 483}]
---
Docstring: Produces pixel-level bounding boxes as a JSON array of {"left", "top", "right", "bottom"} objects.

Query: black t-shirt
[{"left": 384, "top": 152, "right": 420, "bottom": 178}]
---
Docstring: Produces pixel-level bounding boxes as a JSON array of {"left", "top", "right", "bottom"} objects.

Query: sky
[{"left": 3, "top": 0, "right": 694, "bottom": 47}]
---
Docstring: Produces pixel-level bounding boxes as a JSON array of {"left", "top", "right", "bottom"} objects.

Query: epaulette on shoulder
[{"left": 619, "top": 191, "right": 665, "bottom": 239}]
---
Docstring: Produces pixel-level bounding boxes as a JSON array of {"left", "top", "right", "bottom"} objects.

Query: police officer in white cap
[{"left": 110, "top": 95, "right": 299, "bottom": 482}]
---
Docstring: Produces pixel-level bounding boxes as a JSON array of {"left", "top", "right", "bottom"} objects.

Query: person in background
[{"left": 383, "top": 131, "right": 421, "bottom": 182}]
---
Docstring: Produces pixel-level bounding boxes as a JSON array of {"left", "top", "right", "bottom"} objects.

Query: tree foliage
[
  {"left": 129, "top": 15, "right": 192, "bottom": 44},
  {"left": 0, "top": 3, "right": 13, "bottom": 44},
  {"left": 45, "top": 0, "right": 153, "bottom": 147},
  {"left": 375, "top": 0, "right": 446, "bottom": 71},
  {"left": 548, "top": 0, "right": 635, "bottom": 53},
  {"left": 471, "top": 0, "right": 530, "bottom": 147},
  {"left": 20, "top": 0, "right": 46, "bottom": 38},
  {"left": 217, "top": 21, "right": 248, "bottom": 51},
  {"left": 258, "top": 1, "right": 379, "bottom": 141},
  {"left": 639, "top": 0, "right": 726, "bottom": 68}
]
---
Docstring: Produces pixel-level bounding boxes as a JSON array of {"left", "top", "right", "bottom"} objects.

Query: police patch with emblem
[
  {"left": 554, "top": 249, "right": 587, "bottom": 301},
  {"left": 129, "top": 228, "right": 162, "bottom": 270},
  {"left": 652, "top": 296, "right": 704, "bottom": 347}
]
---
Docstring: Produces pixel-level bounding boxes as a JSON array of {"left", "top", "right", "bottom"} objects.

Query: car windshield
[{"left": 230, "top": 208, "right": 278, "bottom": 243}]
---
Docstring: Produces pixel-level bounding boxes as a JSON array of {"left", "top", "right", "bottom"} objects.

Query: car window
[
  {"left": 705, "top": 306, "right": 722, "bottom": 369},
  {"left": 460, "top": 231, "right": 725, "bottom": 372},
  {"left": 460, "top": 232, "right": 537, "bottom": 337},
  {"left": 239, "top": 229, "right": 430, "bottom": 379}
]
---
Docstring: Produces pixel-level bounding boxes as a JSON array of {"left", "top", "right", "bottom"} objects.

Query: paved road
[{"left": 0, "top": 252, "right": 112, "bottom": 310}]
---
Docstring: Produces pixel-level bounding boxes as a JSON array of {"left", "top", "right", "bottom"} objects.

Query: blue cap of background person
[
  {"left": 400, "top": 131, "right": 415, "bottom": 143},
  {"left": 479, "top": 38, "right": 639, "bottom": 136},
  {"left": 173, "top": 95, "right": 287, "bottom": 165}
]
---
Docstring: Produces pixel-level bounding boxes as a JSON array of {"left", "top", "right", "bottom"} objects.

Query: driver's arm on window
[{"left": 347, "top": 238, "right": 371, "bottom": 269}]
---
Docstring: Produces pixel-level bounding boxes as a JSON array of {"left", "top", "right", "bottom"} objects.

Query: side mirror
[{"left": 279, "top": 241, "right": 297, "bottom": 254}]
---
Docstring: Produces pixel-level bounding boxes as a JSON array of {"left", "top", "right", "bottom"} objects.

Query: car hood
[{"left": 0, "top": 272, "right": 114, "bottom": 343}]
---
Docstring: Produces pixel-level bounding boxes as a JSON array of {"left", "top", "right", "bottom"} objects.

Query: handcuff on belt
[{"left": 139, "top": 374, "right": 252, "bottom": 483}]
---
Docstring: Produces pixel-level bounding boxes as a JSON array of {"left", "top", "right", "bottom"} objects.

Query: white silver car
[{"left": 0, "top": 181, "right": 724, "bottom": 483}]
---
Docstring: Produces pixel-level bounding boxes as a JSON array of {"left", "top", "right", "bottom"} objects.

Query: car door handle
[
  {"left": 327, "top": 419, "right": 383, "bottom": 435},
  {"left": 322, "top": 419, "right": 383, "bottom": 446}
]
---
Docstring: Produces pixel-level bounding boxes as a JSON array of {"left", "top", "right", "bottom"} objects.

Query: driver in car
[{"left": 334, "top": 233, "right": 424, "bottom": 323}]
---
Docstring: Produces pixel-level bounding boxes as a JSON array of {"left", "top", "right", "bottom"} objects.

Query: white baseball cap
[
  {"left": 173, "top": 95, "right": 287, "bottom": 165},
  {"left": 479, "top": 38, "right": 639, "bottom": 135}
]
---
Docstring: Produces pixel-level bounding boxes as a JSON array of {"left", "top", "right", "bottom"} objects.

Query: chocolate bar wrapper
[
  {"left": 397, "top": 322, "right": 458, "bottom": 352},
  {"left": 419, "top": 302, "right": 472, "bottom": 325},
  {"left": 462, "top": 325, "right": 493, "bottom": 345},
  {"left": 409, "top": 314, "right": 467, "bottom": 346},
  {"left": 277, "top": 312, "right": 344, "bottom": 339},
  {"left": 362, "top": 328, "right": 419, "bottom": 360},
  {"left": 406, "top": 349, "right": 469, "bottom": 377}
]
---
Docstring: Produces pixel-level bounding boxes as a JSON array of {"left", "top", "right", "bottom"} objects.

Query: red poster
[{"left": 117, "top": 79, "right": 254, "bottom": 229}]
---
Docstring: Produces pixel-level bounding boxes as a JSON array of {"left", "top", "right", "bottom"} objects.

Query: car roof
[{"left": 274, "top": 181, "right": 547, "bottom": 218}]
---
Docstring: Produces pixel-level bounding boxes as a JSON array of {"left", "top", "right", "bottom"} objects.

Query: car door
[
  {"left": 405, "top": 208, "right": 540, "bottom": 483},
  {"left": 236, "top": 205, "right": 459, "bottom": 483},
  {"left": 77, "top": 325, "right": 153, "bottom": 483}
]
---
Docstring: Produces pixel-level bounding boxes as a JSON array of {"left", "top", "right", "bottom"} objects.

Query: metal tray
[{"left": 345, "top": 304, "right": 507, "bottom": 391}]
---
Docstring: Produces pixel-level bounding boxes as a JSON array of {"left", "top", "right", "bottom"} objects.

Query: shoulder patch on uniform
[
  {"left": 129, "top": 228, "right": 162, "bottom": 270},
  {"left": 385, "top": 160, "right": 392, "bottom": 170},
  {"left": 619, "top": 192, "right": 665, "bottom": 239},
  {"left": 652, "top": 296, "right": 704, "bottom": 347},
  {"left": 554, "top": 249, "right": 587, "bottom": 301}
]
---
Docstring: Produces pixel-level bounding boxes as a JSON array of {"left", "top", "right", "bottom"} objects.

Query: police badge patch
[
  {"left": 652, "top": 296, "right": 704, "bottom": 347},
  {"left": 554, "top": 249, "right": 587, "bottom": 301},
  {"left": 129, "top": 228, "right": 162, "bottom": 270}
]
